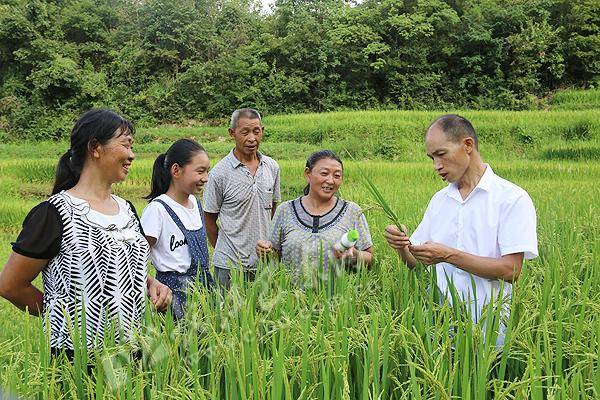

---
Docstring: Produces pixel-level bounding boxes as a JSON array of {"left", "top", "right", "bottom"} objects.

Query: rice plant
[{"left": 0, "top": 126, "right": 598, "bottom": 398}]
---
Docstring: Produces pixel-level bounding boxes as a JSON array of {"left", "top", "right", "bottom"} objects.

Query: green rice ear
[{"left": 344, "top": 149, "right": 410, "bottom": 237}]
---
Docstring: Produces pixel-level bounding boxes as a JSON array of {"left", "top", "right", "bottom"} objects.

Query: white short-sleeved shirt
[
  {"left": 141, "top": 194, "right": 202, "bottom": 274},
  {"left": 202, "top": 149, "right": 281, "bottom": 270},
  {"left": 411, "top": 164, "right": 538, "bottom": 343}
]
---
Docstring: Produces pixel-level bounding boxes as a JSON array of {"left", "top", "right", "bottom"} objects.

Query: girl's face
[
  {"left": 176, "top": 151, "right": 210, "bottom": 195},
  {"left": 305, "top": 158, "right": 343, "bottom": 202},
  {"left": 93, "top": 127, "right": 135, "bottom": 184}
]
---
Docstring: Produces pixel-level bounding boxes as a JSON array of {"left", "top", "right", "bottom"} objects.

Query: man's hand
[
  {"left": 384, "top": 224, "right": 417, "bottom": 268},
  {"left": 256, "top": 240, "right": 273, "bottom": 260},
  {"left": 409, "top": 241, "right": 455, "bottom": 265},
  {"left": 147, "top": 277, "right": 172, "bottom": 312},
  {"left": 384, "top": 224, "right": 411, "bottom": 250},
  {"left": 204, "top": 212, "right": 219, "bottom": 248}
]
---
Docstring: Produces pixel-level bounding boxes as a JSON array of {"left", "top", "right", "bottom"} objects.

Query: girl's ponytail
[{"left": 145, "top": 153, "right": 171, "bottom": 201}]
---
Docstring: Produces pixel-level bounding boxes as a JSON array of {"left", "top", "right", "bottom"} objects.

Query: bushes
[{"left": 0, "top": 0, "right": 599, "bottom": 139}]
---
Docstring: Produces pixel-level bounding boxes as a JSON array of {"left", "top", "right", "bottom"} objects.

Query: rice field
[{"left": 0, "top": 110, "right": 599, "bottom": 399}]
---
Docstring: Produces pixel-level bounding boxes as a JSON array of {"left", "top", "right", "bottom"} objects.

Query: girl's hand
[
  {"left": 256, "top": 240, "right": 273, "bottom": 259},
  {"left": 147, "top": 276, "right": 172, "bottom": 312}
]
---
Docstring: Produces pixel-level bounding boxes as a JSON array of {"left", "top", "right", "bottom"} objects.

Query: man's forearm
[
  {"left": 446, "top": 251, "right": 523, "bottom": 282},
  {"left": 204, "top": 213, "right": 219, "bottom": 248},
  {"left": 206, "top": 224, "right": 218, "bottom": 248}
]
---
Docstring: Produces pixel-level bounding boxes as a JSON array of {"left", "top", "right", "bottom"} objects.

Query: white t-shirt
[
  {"left": 411, "top": 164, "right": 538, "bottom": 345},
  {"left": 141, "top": 194, "right": 203, "bottom": 274}
]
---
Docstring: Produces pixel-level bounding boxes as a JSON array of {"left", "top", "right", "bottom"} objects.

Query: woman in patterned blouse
[
  {"left": 0, "top": 109, "right": 172, "bottom": 357},
  {"left": 256, "top": 150, "right": 373, "bottom": 283}
]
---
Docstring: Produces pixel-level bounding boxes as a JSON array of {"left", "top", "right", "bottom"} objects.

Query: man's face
[
  {"left": 229, "top": 117, "right": 264, "bottom": 158},
  {"left": 425, "top": 125, "right": 471, "bottom": 183}
]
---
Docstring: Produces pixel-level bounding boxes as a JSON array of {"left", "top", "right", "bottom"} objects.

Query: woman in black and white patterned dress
[{"left": 0, "top": 109, "right": 172, "bottom": 357}]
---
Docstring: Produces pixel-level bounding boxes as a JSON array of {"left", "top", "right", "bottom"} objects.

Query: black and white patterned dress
[{"left": 12, "top": 191, "right": 149, "bottom": 350}]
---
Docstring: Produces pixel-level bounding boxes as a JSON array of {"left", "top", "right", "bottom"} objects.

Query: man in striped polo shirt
[{"left": 203, "top": 108, "right": 281, "bottom": 289}]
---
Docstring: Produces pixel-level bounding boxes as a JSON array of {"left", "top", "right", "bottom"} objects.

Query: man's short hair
[
  {"left": 230, "top": 108, "right": 262, "bottom": 130},
  {"left": 428, "top": 114, "right": 478, "bottom": 150}
]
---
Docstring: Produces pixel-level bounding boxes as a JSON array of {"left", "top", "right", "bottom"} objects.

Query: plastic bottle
[{"left": 334, "top": 229, "right": 359, "bottom": 252}]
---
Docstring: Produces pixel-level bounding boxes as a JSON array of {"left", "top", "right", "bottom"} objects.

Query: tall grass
[
  {"left": 0, "top": 148, "right": 598, "bottom": 398},
  {"left": 550, "top": 89, "right": 600, "bottom": 111}
]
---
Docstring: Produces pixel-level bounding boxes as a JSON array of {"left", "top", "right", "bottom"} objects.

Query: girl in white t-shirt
[{"left": 141, "top": 139, "right": 214, "bottom": 319}]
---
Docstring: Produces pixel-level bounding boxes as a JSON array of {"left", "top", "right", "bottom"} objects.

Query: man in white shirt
[{"left": 385, "top": 114, "right": 538, "bottom": 346}]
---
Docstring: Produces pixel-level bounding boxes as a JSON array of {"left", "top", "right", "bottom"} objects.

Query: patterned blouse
[
  {"left": 12, "top": 192, "right": 149, "bottom": 350},
  {"left": 269, "top": 197, "right": 373, "bottom": 280}
]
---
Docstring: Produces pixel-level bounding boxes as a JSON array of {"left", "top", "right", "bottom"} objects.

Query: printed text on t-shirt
[{"left": 170, "top": 235, "right": 187, "bottom": 251}]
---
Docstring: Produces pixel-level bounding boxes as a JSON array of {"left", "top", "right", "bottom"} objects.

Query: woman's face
[
  {"left": 176, "top": 151, "right": 211, "bottom": 195},
  {"left": 305, "top": 157, "right": 343, "bottom": 201},
  {"left": 93, "top": 127, "right": 135, "bottom": 184}
]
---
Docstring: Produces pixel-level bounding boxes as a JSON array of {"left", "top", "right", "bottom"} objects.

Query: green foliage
[{"left": 0, "top": 0, "right": 599, "bottom": 139}]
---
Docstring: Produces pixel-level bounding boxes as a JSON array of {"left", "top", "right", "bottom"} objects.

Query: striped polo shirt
[{"left": 203, "top": 148, "right": 281, "bottom": 270}]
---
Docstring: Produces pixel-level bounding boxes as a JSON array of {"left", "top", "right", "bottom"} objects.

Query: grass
[
  {"left": 549, "top": 88, "right": 600, "bottom": 110},
  {"left": 1, "top": 108, "right": 600, "bottom": 162},
  {"left": 0, "top": 104, "right": 599, "bottom": 398},
  {"left": 0, "top": 155, "right": 598, "bottom": 399}
]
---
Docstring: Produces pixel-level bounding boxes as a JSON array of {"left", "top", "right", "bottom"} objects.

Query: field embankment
[{"left": 2, "top": 108, "right": 600, "bottom": 163}]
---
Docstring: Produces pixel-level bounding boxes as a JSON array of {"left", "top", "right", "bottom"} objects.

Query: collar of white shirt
[{"left": 446, "top": 163, "right": 494, "bottom": 203}]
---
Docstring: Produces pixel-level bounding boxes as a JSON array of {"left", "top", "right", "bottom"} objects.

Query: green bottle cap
[{"left": 347, "top": 229, "right": 359, "bottom": 242}]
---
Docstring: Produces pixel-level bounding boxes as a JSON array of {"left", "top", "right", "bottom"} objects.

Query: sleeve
[
  {"left": 498, "top": 193, "right": 538, "bottom": 260},
  {"left": 268, "top": 204, "right": 285, "bottom": 251},
  {"left": 11, "top": 201, "right": 62, "bottom": 260},
  {"left": 354, "top": 208, "right": 373, "bottom": 250},
  {"left": 140, "top": 202, "right": 163, "bottom": 240},
  {"left": 410, "top": 199, "right": 434, "bottom": 246},
  {"left": 202, "top": 171, "right": 223, "bottom": 214},
  {"left": 272, "top": 163, "right": 282, "bottom": 203}
]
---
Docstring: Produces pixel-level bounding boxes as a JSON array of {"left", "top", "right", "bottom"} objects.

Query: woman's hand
[
  {"left": 147, "top": 276, "right": 172, "bottom": 312},
  {"left": 0, "top": 252, "right": 46, "bottom": 316},
  {"left": 256, "top": 240, "right": 273, "bottom": 259},
  {"left": 334, "top": 246, "right": 357, "bottom": 261}
]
